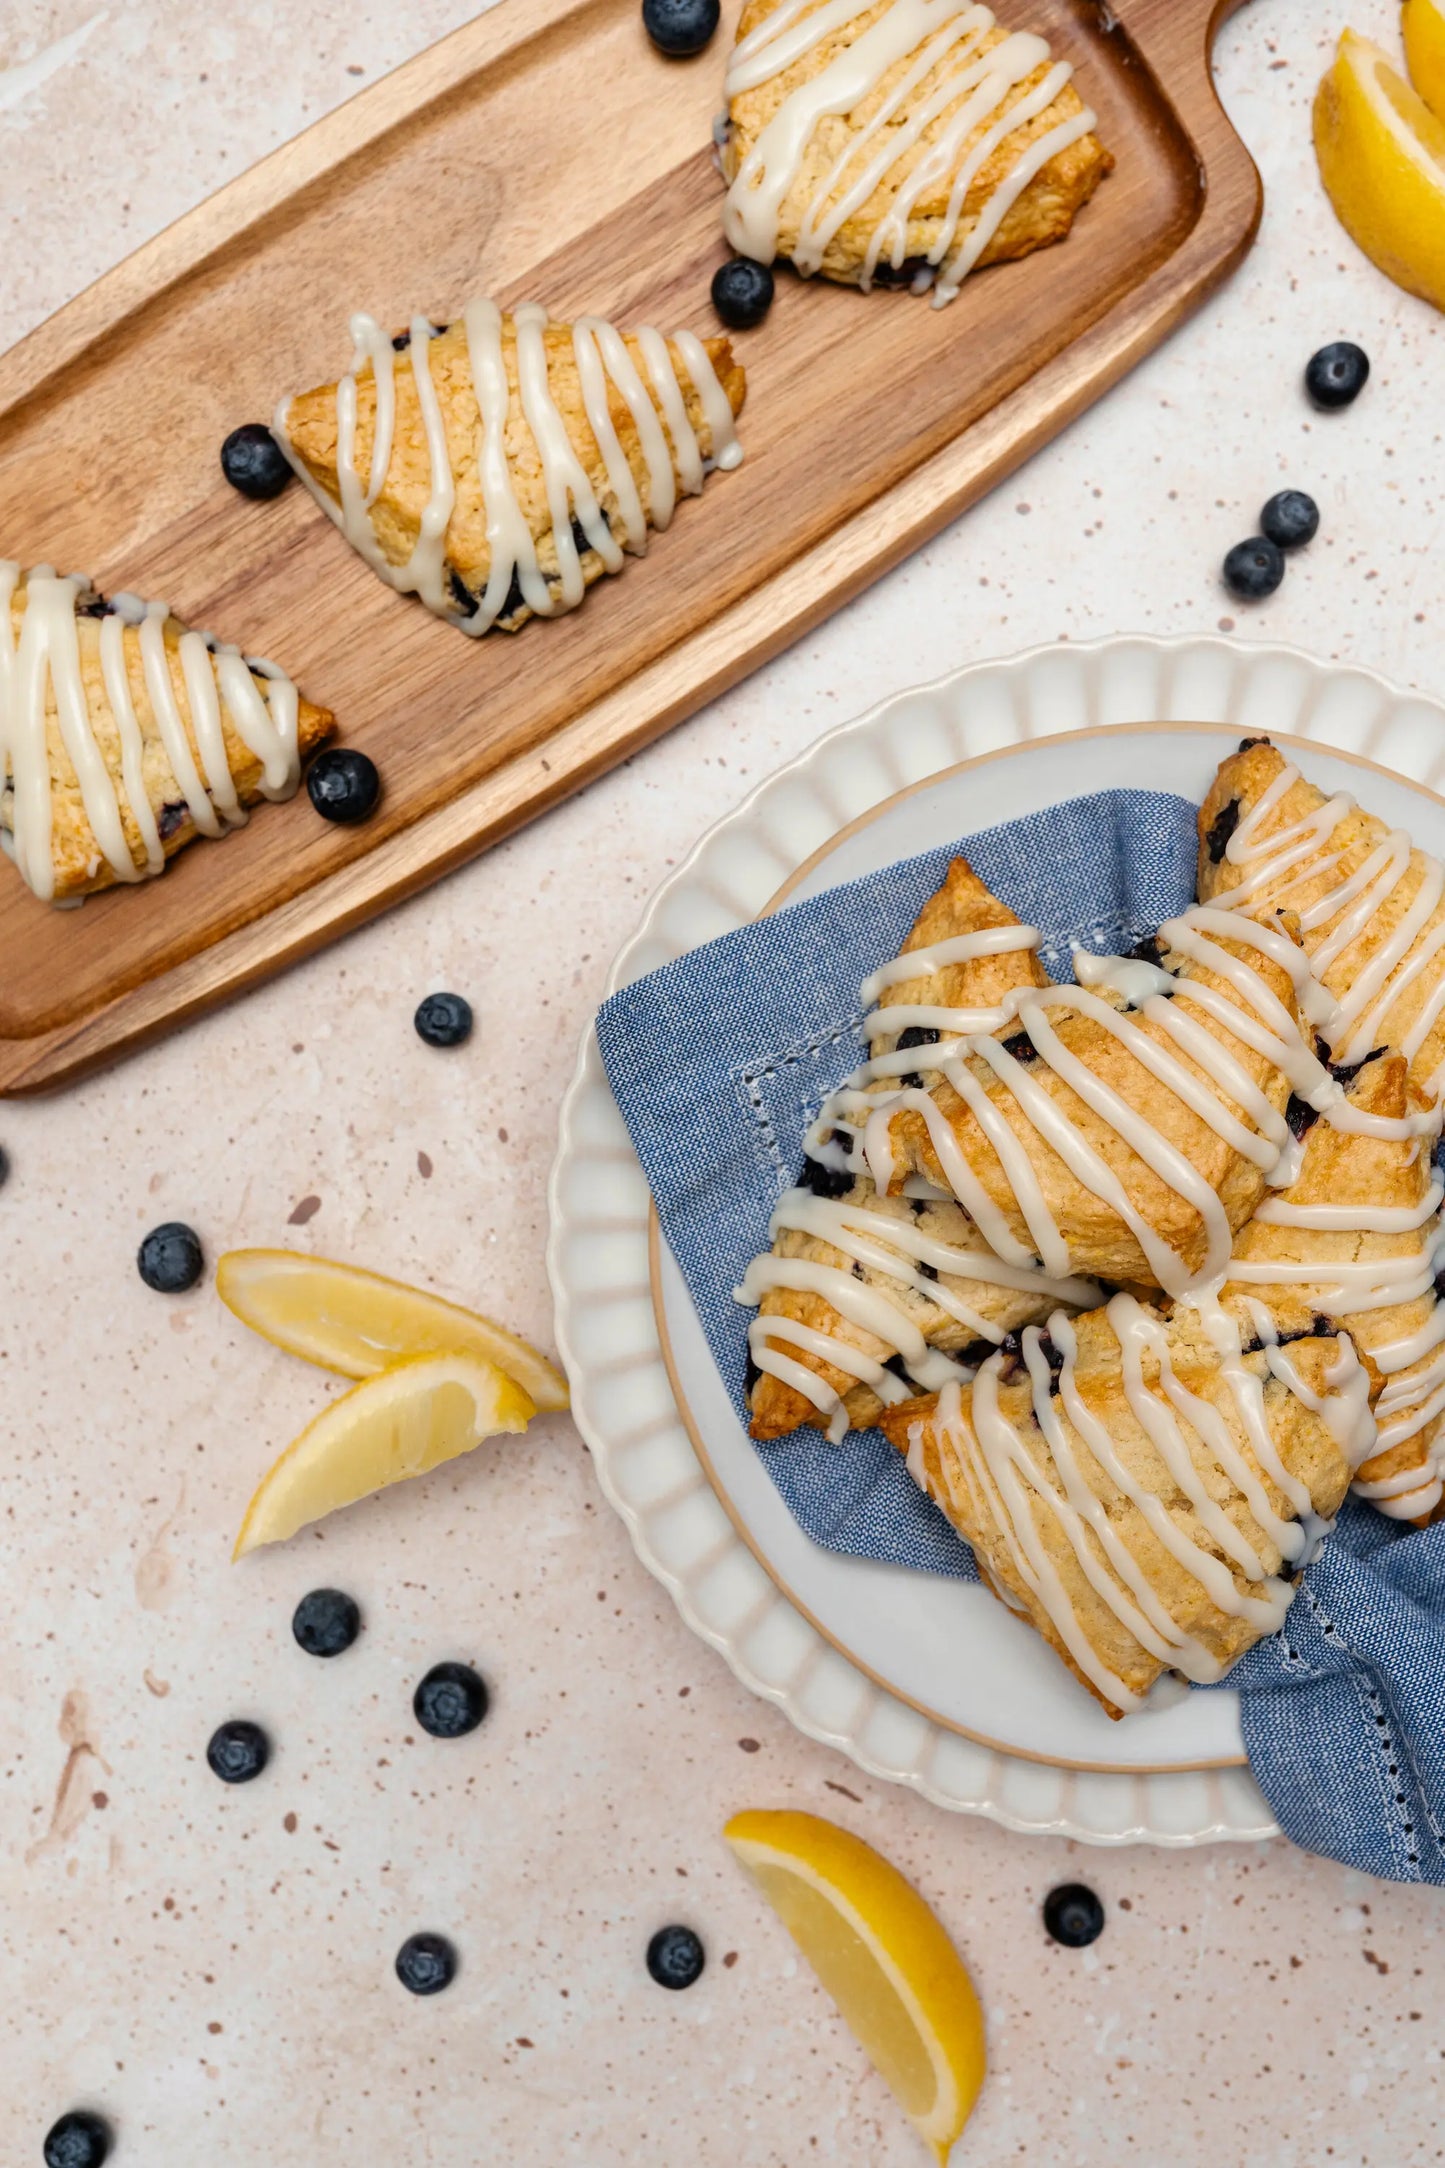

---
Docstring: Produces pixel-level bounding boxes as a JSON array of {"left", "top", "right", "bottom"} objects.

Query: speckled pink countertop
[{"left": 4, "top": 1, "right": 1444, "bottom": 2161}]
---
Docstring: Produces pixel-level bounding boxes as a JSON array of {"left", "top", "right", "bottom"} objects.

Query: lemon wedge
[
  {"left": 233, "top": 1350, "right": 534, "bottom": 1557},
  {"left": 217, "top": 1249, "right": 569, "bottom": 1412},
  {"left": 724, "top": 1809, "right": 985, "bottom": 2162},
  {"left": 1314, "top": 28, "right": 1445, "bottom": 312},
  {"left": 1405, "top": 0, "right": 1445, "bottom": 120}
]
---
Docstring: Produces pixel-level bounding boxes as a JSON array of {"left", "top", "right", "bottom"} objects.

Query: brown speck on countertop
[
  {"left": 1364, "top": 1949, "right": 1389, "bottom": 1974},
  {"left": 288, "top": 1195, "right": 322, "bottom": 1226},
  {"left": 417, "top": 1151, "right": 433, "bottom": 1178},
  {"left": 208, "top": 2021, "right": 223, "bottom": 2035},
  {"left": 824, "top": 1781, "right": 861, "bottom": 1802},
  {"left": 284, "top": 1812, "right": 298, "bottom": 1833},
  {"left": 92, "top": 1790, "right": 108, "bottom": 1809},
  {"left": 497, "top": 1127, "right": 509, "bottom": 1143},
  {"left": 738, "top": 1738, "right": 760, "bottom": 1753},
  {"left": 516, "top": 2037, "right": 534, "bottom": 2048},
  {"left": 723, "top": 1951, "right": 738, "bottom": 1968}
]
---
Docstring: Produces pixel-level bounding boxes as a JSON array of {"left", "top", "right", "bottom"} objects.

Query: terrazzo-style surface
[{"left": 5, "top": 1, "right": 1445, "bottom": 2161}]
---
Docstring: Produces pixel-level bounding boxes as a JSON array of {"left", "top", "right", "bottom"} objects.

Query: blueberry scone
[
  {"left": 739, "top": 855, "right": 1098, "bottom": 1442},
  {"left": 720, "top": 0, "right": 1113, "bottom": 302},
  {"left": 1198, "top": 737, "right": 1445, "bottom": 1101},
  {"left": 863, "top": 905, "right": 1339, "bottom": 1291},
  {"left": 275, "top": 301, "right": 746, "bottom": 635},
  {"left": 1224, "top": 1045, "right": 1445, "bottom": 1523},
  {"left": 879, "top": 1298, "right": 1372, "bottom": 1716},
  {"left": 0, "top": 561, "right": 332, "bottom": 905}
]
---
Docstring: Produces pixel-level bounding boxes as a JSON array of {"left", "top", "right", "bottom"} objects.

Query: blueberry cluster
[{"left": 1220, "top": 343, "right": 1369, "bottom": 604}]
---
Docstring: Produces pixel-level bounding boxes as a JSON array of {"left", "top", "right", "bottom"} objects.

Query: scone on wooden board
[
  {"left": 0, "top": 562, "right": 332, "bottom": 906},
  {"left": 275, "top": 300, "right": 746, "bottom": 635},
  {"left": 720, "top": 0, "right": 1113, "bottom": 300}
]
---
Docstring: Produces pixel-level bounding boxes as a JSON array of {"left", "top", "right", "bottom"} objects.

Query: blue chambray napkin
[{"left": 596, "top": 786, "right": 1445, "bottom": 1882}]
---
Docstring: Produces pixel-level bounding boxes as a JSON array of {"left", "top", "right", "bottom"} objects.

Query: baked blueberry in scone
[
  {"left": 273, "top": 300, "right": 746, "bottom": 634},
  {"left": 0, "top": 562, "right": 333, "bottom": 905},
  {"left": 879, "top": 1302, "right": 1370, "bottom": 1717},
  {"left": 720, "top": 0, "right": 1113, "bottom": 301},
  {"left": 739, "top": 856, "right": 1099, "bottom": 1444}
]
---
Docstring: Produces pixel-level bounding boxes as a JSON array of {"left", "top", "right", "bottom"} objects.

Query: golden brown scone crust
[
  {"left": 282, "top": 318, "right": 746, "bottom": 631},
  {"left": 1199, "top": 739, "right": 1445, "bottom": 1096},
  {"left": 0, "top": 580, "right": 332, "bottom": 902},
  {"left": 747, "top": 855, "right": 1055, "bottom": 1440},
  {"left": 1224, "top": 1050, "right": 1445, "bottom": 1517},
  {"left": 721, "top": 1, "right": 1112, "bottom": 289},
  {"left": 880, "top": 1310, "right": 1353, "bottom": 1715},
  {"left": 878, "top": 920, "right": 1309, "bottom": 1287},
  {"left": 748, "top": 1183, "right": 1062, "bottom": 1438}
]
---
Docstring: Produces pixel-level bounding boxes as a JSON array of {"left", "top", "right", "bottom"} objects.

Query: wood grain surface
[{"left": 0, "top": 0, "right": 1259, "bottom": 1094}]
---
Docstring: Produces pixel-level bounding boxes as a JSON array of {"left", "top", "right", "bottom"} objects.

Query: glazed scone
[
  {"left": 1198, "top": 737, "right": 1445, "bottom": 1099},
  {"left": 879, "top": 1298, "right": 1370, "bottom": 1716},
  {"left": 1223, "top": 1048, "right": 1445, "bottom": 1523},
  {"left": 276, "top": 300, "right": 746, "bottom": 634},
  {"left": 740, "top": 855, "right": 1096, "bottom": 1443},
  {"left": 866, "top": 905, "right": 1323, "bottom": 1290},
  {"left": 0, "top": 562, "right": 332, "bottom": 905},
  {"left": 720, "top": 0, "right": 1113, "bottom": 301}
]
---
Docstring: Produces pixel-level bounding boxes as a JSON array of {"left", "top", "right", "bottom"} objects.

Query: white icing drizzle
[
  {"left": 736, "top": 1184, "right": 1099, "bottom": 1436},
  {"left": 1212, "top": 758, "right": 1445, "bottom": 1089},
  {"left": 721, "top": 0, "right": 1096, "bottom": 305},
  {"left": 274, "top": 301, "right": 742, "bottom": 636},
  {"left": 917, "top": 1297, "right": 1374, "bottom": 1712},
  {"left": 0, "top": 562, "right": 302, "bottom": 904}
]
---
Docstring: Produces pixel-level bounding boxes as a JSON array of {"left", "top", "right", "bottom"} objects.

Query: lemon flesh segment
[
  {"left": 217, "top": 1249, "right": 569, "bottom": 1412},
  {"left": 1314, "top": 29, "right": 1445, "bottom": 313},
  {"left": 233, "top": 1351, "right": 535, "bottom": 1557},
  {"left": 725, "top": 1810, "right": 985, "bottom": 2163},
  {"left": 1404, "top": 0, "right": 1445, "bottom": 121}
]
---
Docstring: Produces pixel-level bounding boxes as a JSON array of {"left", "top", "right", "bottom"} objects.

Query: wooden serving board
[{"left": 0, "top": 0, "right": 1259, "bottom": 1094}]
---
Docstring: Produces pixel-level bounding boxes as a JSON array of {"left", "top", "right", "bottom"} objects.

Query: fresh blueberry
[
  {"left": 413, "top": 1660, "right": 489, "bottom": 1738},
  {"left": 292, "top": 1588, "right": 362, "bottom": 1658},
  {"left": 1305, "top": 341, "right": 1369, "bottom": 409},
  {"left": 1260, "top": 490, "right": 1320, "bottom": 551},
  {"left": 307, "top": 747, "right": 381, "bottom": 826},
  {"left": 206, "top": 1719, "right": 270, "bottom": 1785},
  {"left": 710, "top": 257, "right": 775, "bottom": 331},
  {"left": 1043, "top": 1882, "right": 1105, "bottom": 1947},
  {"left": 396, "top": 1931, "right": 457, "bottom": 1995},
  {"left": 43, "top": 2112, "right": 112, "bottom": 2168},
  {"left": 646, "top": 1924, "right": 706, "bottom": 1989},
  {"left": 137, "top": 1222, "right": 204, "bottom": 1294},
  {"left": 641, "top": 0, "right": 719, "bottom": 54},
  {"left": 220, "top": 423, "right": 293, "bottom": 500},
  {"left": 1222, "top": 536, "right": 1285, "bottom": 601},
  {"left": 414, "top": 993, "right": 473, "bottom": 1049}
]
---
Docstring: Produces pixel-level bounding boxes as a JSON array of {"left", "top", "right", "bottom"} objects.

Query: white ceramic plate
[{"left": 547, "top": 635, "right": 1445, "bottom": 1845}]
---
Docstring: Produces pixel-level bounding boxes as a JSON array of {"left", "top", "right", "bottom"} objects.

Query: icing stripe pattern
[
  {"left": 722, "top": 0, "right": 1097, "bottom": 304},
  {"left": 0, "top": 562, "right": 302, "bottom": 905},
  {"left": 274, "top": 301, "right": 743, "bottom": 637}
]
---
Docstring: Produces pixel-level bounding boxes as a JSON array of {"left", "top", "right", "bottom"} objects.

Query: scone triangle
[
  {"left": 276, "top": 301, "right": 746, "bottom": 634},
  {"left": 0, "top": 562, "right": 332, "bottom": 904},
  {"left": 720, "top": 0, "right": 1113, "bottom": 300}
]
